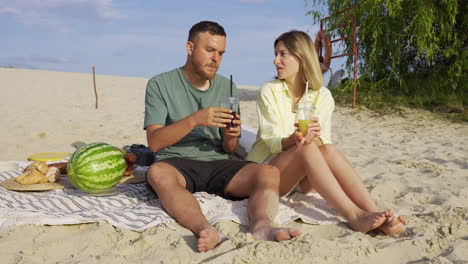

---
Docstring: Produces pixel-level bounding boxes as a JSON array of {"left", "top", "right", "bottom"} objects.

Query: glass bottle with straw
[
  {"left": 220, "top": 75, "right": 238, "bottom": 128},
  {"left": 296, "top": 81, "right": 316, "bottom": 135}
]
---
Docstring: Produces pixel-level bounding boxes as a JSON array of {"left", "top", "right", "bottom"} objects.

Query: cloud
[
  {"left": 0, "top": 0, "right": 125, "bottom": 33},
  {"left": 29, "top": 55, "right": 73, "bottom": 64},
  {"left": 0, "top": 7, "right": 20, "bottom": 16},
  {"left": 92, "top": 27, "right": 188, "bottom": 53},
  {"left": 41, "top": 0, "right": 126, "bottom": 21},
  {"left": 0, "top": 54, "right": 73, "bottom": 68}
]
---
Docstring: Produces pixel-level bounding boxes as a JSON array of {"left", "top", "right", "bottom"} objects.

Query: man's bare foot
[
  {"left": 348, "top": 210, "right": 389, "bottom": 233},
  {"left": 379, "top": 215, "right": 407, "bottom": 236},
  {"left": 250, "top": 225, "right": 301, "bottom": 242},
  {"left": 198, "top": 227, "right": 227, "bottom": 252}
]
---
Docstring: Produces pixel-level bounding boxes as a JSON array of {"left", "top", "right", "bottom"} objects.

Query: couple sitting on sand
[{"left": 144, "top": 21, "right": 407, "bottom": 252}]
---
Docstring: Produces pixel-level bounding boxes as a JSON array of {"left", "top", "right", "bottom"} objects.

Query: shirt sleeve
[
  {"left": 144, "top": 78, "right": 168, "bottom": 129},
  {"left": 256, "top": 85, "right": 284, "bottom": 154},
  {"left": 317, "top": 88, "right": 335, "bottom": 144}
]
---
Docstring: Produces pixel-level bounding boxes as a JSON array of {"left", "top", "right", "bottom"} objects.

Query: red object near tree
[{"left": 317, "top": 5, "right": 358, "bottom": 108}]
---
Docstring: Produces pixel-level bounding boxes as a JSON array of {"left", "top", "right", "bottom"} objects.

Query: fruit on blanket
[
  {"left": 67, "top": 142, "right": 126, "bottom": 191},
  {"left": 124, "top": 153, "right": 137, "bottom": 164},
  {"left": 123, "top": 153, "right": 137, "bottom": 176},
  {"left": 119, "top": 148, "right": 127, "bottom": 156}
]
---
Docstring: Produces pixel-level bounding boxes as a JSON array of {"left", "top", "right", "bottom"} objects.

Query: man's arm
[
  {"left": 146, "top": 118, "right": 195, "bottom": 153},
  {"left": 147, "top": 107, "right": 235, "bottom": 152}
]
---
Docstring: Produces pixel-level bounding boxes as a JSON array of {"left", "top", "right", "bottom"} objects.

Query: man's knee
[{"left": 147, "top": 162, "right": 181, "bottom": 189}]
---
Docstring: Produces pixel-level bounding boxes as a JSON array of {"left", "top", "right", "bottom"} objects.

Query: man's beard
[{"left": 193, "top": 62, "right": 217, "bottom": 80}]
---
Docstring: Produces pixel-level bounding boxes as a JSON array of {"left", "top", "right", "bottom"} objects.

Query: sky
[{"left": 0, "top": 0, "right": 346, "bottom": 86}]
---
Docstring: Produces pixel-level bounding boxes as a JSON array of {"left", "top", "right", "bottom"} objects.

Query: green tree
[{"left": 307, "top": 0, "right": 467, "bottom": 116}]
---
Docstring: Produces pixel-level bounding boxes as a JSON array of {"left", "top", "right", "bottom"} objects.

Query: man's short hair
[{"left": 188, "top": 21, "right": 226, "bottom": 41}]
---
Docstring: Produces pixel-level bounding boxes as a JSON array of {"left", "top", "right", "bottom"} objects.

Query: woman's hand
[
  {"left": 294, "top": 117, "right": 321, "bottom": 145},
  {"left": 294, "top": 130, "right": 305, "bottom": 146},
  {"left": 304, "top": 117, "right": 321, "bottom": 144}
]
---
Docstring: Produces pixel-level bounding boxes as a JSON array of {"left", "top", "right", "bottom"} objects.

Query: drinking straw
[{"left": 230, "top": 74, "right": 233, "bottom": 97}]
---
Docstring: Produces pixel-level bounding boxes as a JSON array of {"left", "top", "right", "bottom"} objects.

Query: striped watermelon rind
[{"left": 67, "top": 142, "right": 126, "bottom": 192}]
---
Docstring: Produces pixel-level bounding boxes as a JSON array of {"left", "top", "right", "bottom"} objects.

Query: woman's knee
[
  {"left": 319, "top": 144, "right": 338, "bottom": 157},
  {"left": 296, "top": 142, "right": 321, "bottom": 157}
]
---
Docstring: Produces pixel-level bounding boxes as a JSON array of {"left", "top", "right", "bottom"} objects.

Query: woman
[{"left": 246, "top": 30, "right": 406, "bottom": 235}]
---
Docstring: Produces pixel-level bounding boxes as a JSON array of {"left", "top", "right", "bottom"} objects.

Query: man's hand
[
  {"left": 223, "top": 113, "right": 241, "bottom": 137},
  {"left": 190, "top": 107, "right": 234, "bottom": 127},
  {"left": 222, "top": 113, "right": 241, "bottom": 153}
]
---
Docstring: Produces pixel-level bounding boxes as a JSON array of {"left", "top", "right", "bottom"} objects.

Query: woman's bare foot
[
  {"left": 197, "top": 227, "right": 227, "bottom": 252},
  {"left": 250, "top": 225, "right": 301, "bottom": 241},
  {"left": 379, "top": 215, "right": 407, "bottom": 236},
  {"left": 348, "top": 210, "right": 389, "bottom": 233}
]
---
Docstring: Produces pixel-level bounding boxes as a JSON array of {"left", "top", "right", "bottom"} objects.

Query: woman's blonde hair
[{"left": 274, "top": 30, "right": 323, "bottom": 91}]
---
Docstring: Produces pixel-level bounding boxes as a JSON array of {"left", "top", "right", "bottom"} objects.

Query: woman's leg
[
  {"left": 318, "top": 144, "right": 378, "bottom": 212},
  {"left": 319, "top": 144, "right": 407, "bottom": 235},
  {"left": 270, "top": 144, "right": 389, "bottom": 233}
]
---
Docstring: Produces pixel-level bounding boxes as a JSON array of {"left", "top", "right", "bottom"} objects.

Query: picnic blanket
[
  {"left": 0, "top": 126, "right": 344, "bottom": 231},
  {"left": 0, "top": 163, "right": 344, "bottom": 232}
]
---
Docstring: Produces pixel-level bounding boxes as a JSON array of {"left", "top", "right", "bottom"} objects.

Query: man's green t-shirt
[{"left": 144, "top": 67, "right": 238, "bottom": 162}]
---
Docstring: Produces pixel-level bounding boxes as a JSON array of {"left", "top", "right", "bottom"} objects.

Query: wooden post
[{"left": 92, "top": 65, "right": 98, "bottom": 109}]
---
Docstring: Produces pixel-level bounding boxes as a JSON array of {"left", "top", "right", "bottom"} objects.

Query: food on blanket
[
  {"left": 15, "top": 170, "right": 48, "bottom": 185},
  {"left": 48, "top": 162, "right": 68, "bottom": 174},
  {"left": 24, "top": 161, "right": 49, "bottom": 175},
  {"left": 123, "top": 153, "right": 137, "bottom": 176},
  {"left": 46, "top": 167, "right": 61, "bottom": 183},
  {"left": 67, "top": 142, "right": 126, "bottom": 191},
  {"left": 125, "top": 153, "right": 137, "bottom": 164},
  {"left": 14, "top": 161, "right": 64, "bottom": 185},
  {"left": 119, "top": 148, "right": 127, "bottom": 156}
]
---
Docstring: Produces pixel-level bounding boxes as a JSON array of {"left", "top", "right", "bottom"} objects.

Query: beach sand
[{"left": 0, "top": 68, "right": 467, "bottom": 263}]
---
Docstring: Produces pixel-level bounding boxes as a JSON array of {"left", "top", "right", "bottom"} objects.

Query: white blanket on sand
[
  {"left": 0, "top": 167, "right": 344, "bottom": 232},
  {"left": 0, "top": 127, "right": 344, "bottom": 232}
]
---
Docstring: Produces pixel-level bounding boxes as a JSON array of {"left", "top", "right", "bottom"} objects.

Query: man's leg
[
  {"left": 224, "top": 163, "right": 301, "bottom": 241},
  {"left": 147, "top": 162, "right": 224, "bottom": 252}
]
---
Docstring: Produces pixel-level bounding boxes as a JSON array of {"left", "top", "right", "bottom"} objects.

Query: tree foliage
[{"left": 306, "top": 0, "right": 467, "bottom": 114}]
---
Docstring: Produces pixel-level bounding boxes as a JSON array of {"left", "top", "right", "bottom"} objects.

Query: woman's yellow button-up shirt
[{"left": 246, "top": 79, "right": 335, "bottom": 163}]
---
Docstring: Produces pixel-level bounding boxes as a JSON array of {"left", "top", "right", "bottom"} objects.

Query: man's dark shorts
[{"left": 146, "top": 158, "right": 255, "bottom": 200}]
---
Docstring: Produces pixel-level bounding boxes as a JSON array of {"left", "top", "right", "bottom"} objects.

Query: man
[{"left": 144, "top": 21, "right": 300, "bottom": 252}]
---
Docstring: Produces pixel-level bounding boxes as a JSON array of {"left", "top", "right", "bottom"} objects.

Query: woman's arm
[
  {"left": 316, "top": 88, "right": 335, "bottom": 144},
  {"left": 256, "top": 85, "right": 287, "bottom": 154}
]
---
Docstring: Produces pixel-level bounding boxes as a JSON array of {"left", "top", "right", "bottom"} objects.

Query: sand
[{"left": 0, "top": 68, "right": 467, "bottom": 263}]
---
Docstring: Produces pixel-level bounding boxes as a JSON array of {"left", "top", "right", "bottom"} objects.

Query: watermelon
[{"left": 67, "top": 142, "right": 126, "bottom": 192}]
